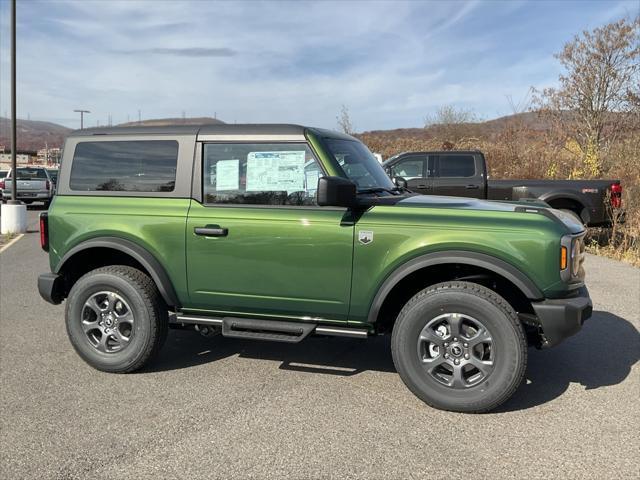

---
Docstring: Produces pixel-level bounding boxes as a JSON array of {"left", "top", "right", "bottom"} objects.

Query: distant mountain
[
  {"left": 118, "top": 117, "right": 225, "bottom": 127},
  {"left": 0, "top": 116, "right": 226, "bottom": 151},
  {"left": 0, "top": 118, "right": 72, "bottom": 152}
]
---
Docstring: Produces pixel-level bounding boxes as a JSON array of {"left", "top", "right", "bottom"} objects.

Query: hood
[{"left": 396, "top": 195, "right": 585, "bottom": 234}]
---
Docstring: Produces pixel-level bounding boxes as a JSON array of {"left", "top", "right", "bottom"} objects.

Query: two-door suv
[{"left": 38, "top": 124, "right": 592, "bottom": 412}]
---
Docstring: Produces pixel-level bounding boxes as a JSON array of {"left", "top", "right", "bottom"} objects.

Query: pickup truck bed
[{"left": 383, "top": 150, "right": 622, "bottom": 226}]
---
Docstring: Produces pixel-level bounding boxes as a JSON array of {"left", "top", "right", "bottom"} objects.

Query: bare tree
[
  {"left": 336, "top": 104, "right": 355, "bottom": 135},
  {"left": 424, "top": 105, "right": 479, "bottom": 141},
  {"left": 535, "top": 16, "right": 639, "bottom": 177}
]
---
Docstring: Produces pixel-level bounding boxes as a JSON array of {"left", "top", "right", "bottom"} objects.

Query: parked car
[
  {"left": 38, "top": 125, "right": 591, "bottom": 413},
  {"left": 0, "top": 169, "right": 8, "bottom": 197},
  {"left": 383, "top": 150, "right": 622, "bottom": 226},
  {"left": 1, "top": 166, "right": 54, "bottom": 206}
]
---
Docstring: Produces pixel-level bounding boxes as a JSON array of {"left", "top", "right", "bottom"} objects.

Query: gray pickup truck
[
  {"left": 1, "top": 167, "right": 54, "bottom": 206},
  {"left": 383, "top": 150, "right": 623, "bottom": 226}
]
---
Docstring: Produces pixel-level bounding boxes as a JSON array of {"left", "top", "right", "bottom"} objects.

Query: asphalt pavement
[{"left": 1, "top": 209, "right": 639, "bottom": 479}]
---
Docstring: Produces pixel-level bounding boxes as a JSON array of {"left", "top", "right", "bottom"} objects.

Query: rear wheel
[
  {"left": 391, "top": 281, "right": 527, "bottom": 413},
  {"left": 65, "top": 265, "right": 168, "bottom": 373}
]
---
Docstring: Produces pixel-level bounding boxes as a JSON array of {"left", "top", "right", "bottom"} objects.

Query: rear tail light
[
  {"left": 45, "top": 180, "right": 51, "bottom": 191},
  {"left": 39, "top": 212, "right": 49, "bottom": 252},
  {"left": 0, "top": 179, "right": 5, "bottom": 189},
  {"left": 610, "top": 183, "right": 622, "bottom": 209}
]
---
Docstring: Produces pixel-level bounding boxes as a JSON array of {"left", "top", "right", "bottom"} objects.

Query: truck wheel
[
  {"left": 391, "top": 281, "right": 527, "bottom": 413},
  {"left": 65, "top": 265, "right": 168, "bottom": 373}
]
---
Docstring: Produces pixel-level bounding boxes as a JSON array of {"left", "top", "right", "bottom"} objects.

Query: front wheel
[
  {"left": 65, "top": 265, "right": 168, "bottom": 373},
  {"left": 391, "top": 281, "right": 527, "bottom": 413}
]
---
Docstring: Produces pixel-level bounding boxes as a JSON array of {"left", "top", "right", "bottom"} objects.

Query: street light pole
[
  {"left": 1, "top": 0, "right": 27, "bottom": 234},
  {"left": 10, "top": 0, "right": 17, "bottom": 203},
  {"left": 74, "top": 109, "right": 90, "bottom": 129}
]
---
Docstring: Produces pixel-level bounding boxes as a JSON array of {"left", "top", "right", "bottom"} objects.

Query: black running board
[
  {"left": 173, "top": 314, "right": 368, "bottom": 341},
  {"left": 222, "top": 317, "right": 314, "bottom": 343}
]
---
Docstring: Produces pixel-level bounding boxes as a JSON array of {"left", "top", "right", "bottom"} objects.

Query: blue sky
[{"left": 0, "top": 0, "right": 636, "bottom": 131}]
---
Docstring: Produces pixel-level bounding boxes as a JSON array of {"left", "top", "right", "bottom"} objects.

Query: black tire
[
  {"left": 391, "top": 281, "right": 527, "bottom": 413},
  {"left": 65, "top": 265, "right": 168, "bottom": 373}
]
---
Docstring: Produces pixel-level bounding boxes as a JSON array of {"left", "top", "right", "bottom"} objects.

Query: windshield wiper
[
  {"left": 357, "top": 186, "right": 409, "bottom": 195},
  {"left": 357, "top": 187, "right": 397, "bottom": 195}
]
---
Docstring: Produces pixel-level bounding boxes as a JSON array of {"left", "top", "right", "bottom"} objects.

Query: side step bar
[{"left": 173, "top": 314, "right": 368, "bottom": 342}]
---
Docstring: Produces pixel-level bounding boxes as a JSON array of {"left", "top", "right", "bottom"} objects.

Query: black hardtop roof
[{"left": 68, "top": 123, "right": 360, "bottom": 139}]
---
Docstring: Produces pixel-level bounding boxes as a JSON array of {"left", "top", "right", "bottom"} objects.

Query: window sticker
[
  {"left": 305, "top": 170, "right": 319, "bottom": 194},
  {"left": 246, "top": 151, "right": 305, "bottom": 192},
  {"left": 215, "top": 159, "right": 240, "bottom": 191}
]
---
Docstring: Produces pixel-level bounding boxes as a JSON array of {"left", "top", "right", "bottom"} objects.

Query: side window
[
  {"left": 437, "top": 155, "right": 476, "bottom": 178},
  {"left": 390, "top": 157, "right": 425, "bottom": 179},
  {"left": 70, "top": 140, "right": 178, "bottom": 192},
  {"left": 203, "top": 143, "right": 322, "bottom": 206}
]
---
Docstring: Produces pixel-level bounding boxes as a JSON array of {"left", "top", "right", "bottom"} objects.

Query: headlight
[
  {"left": 560, "top": 234, "right": 584, "bottom": 282},
  {"left": 571, "top": 239, "right": 581, "bottom": 276}
]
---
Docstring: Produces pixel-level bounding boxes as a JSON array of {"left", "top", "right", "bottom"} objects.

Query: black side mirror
[
  {"left": 317, "top": 176, "right": 357, "bottom": 207},
  {"left": 393, "top": 176, "right": 408, "bottom": 189}
]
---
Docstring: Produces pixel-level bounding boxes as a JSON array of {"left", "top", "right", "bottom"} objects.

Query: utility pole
[
  {"left": 138, "top": 110, "right": 141, "bottom": 124},
  {"left": 74, "top": 109, "right": 90, "bottom": 129},
  {"left": 1, "top": 0, "right": 27, "bottom": 234}
]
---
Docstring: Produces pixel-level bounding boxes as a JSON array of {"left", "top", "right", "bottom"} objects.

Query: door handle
[
  {"left": 194, "top": 226, "right": 228, "bottom": 237},
  {"left": 465, "top": 185, "right": 480, "bottom": 189},
  {"left": 417, "top": 184, "right": 428, "bottom": 188}
]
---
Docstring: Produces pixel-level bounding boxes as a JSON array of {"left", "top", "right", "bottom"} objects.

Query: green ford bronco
[{"left": 38, "top": 124, "right": 592, "bottom": 412}]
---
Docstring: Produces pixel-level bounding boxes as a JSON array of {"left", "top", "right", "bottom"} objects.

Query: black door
[
  {"left": 432, "top": 153, "right": 483, "bottom": 198},
  {"left": 387, "top": 154, "right": 429, "bottom": 194}
]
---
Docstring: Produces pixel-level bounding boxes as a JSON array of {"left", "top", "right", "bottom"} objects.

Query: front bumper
[
  {"left": 532, "top": 287, "right": 592, "bottom": 348},
  {"left": 38, "top": 272, "right": 65, "bottom": 305}
]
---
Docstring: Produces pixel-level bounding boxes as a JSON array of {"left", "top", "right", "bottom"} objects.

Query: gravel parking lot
[{"left": 1, "top": 209, "right": 639, "bottom": 479}]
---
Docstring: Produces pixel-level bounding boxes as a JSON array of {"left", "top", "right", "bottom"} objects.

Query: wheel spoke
[
  {"left": 469, "top": 328, "right": 492, "bottom": 347},
  {"left": 81, "top": 319, "right": 101, "bottom": 333},
  {"left": 447, "top": 314, "right": 462, "bottom": 338},
  {"left": 96, "top": 332, "right": 111, "bottom": 352},
  {"left": 115, "top": 310, "right": 133, "bottom": 325},
  {"left": 469, "top": 357, "right": 494, "bottom": 376},
  {"left": 450, "top": 365, "right": 466, "bottom": 388},
  {"left": 113, "top": 329, "right": 131, "bottom": 345},
  {"left": 424, "top": 356, "right": 447, "bottom": 372},
  {"left": 419, "top": 327, "right": 443, "bottom": 346},
  {"left": 84, "top": 297, "right": 104, "bottom": 316}
]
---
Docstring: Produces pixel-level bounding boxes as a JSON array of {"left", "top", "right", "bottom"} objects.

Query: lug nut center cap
[{"left": 449, "top": 344, "right": 463, "bottom": 357}]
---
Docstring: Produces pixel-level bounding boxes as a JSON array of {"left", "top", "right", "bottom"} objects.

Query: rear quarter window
[{"left": 69, "top": 140, "right": 178, "bottom": 192}]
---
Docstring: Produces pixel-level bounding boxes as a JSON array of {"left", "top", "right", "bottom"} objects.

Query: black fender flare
[
  {"left": 55, "top": 237, "right": 180, "bottom": 307},
  {"left": 366, "top": 250, "right": 544, "bottom": 324}
]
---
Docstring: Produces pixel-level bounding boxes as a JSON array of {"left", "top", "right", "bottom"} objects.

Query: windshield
[
  {"left": 14, "top": 168, "right": 48, "bottom": 180},
  {"left": 323, "top": 138, "right": 395, "bottom": 191}
]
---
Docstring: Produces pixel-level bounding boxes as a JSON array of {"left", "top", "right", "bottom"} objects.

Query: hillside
[
  {"left": 0, "top": 118, "right": 72, "bottom": 152},
  {"left": 118, "top": 116, "right": 225, "bottom": 127}
]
